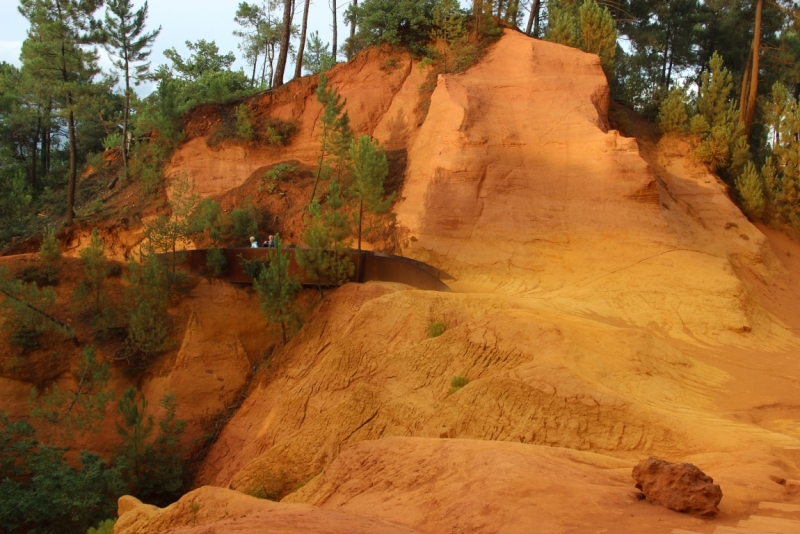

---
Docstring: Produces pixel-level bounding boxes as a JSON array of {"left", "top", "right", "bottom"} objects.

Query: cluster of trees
[
  {"left": 0, "top": 378, "right": 187, "bottom": 534},
  {"left": 0, "top": 329, "right": 186, "bottom": 534}
]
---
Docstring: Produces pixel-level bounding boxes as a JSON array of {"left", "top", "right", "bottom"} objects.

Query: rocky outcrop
[
  {"left": 632, "top": 456, "right": 723, "bottom": 515},
  {"left": 114, "top": 486, "right": 425, "bottom": 534}
]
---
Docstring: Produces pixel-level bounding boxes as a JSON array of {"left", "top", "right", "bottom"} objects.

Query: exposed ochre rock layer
[{"left": 117, "top": 30, "right": 800, "bottom": 534}]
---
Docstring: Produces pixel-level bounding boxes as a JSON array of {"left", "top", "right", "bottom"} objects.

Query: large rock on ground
[{"left": 632, "top": 456, "right": 722, "bottom": 516}]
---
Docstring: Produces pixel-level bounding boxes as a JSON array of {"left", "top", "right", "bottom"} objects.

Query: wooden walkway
[{"left": 673, "top": 498, "right": 800, "bottom": 534}]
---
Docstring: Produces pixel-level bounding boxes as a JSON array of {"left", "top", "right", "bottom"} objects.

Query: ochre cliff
[{"left": 78, "top": 29, "right": 800, "bottom": 533}]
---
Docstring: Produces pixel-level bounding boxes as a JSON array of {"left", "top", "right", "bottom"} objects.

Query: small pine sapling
[
  {"left": 75, "top": 229, "right": 114, "bottom": 330},
  {"left": 123, "top": 252, "right": 170, "bottom": 364},
  {"left": 347, "top": 134, "right": 394, "bottom": 279},
  {"left": 38, "top": 225, "right": 61, "bottom": 284},
  {"left": 323, "top": 181, "right": 355, "bottom": 285},
  {"left": 253, "top": 235, "right": 302, "bottom": 343},
  {"left": 736, "top": 161, "right": 766, "bottom": 219},
  {"left": 657, "top": 88, "right": 690, "bottom": 134},
  {"left": 235, "top": 104, "right": 256, "bottom": 141},
  {"left": 297, "top": 199, "right": 332, "bottom": 298}
]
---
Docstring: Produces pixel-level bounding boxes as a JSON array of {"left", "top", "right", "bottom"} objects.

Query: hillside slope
[{"left": 115, "top": 30, "right": 800, "bottom": 534}]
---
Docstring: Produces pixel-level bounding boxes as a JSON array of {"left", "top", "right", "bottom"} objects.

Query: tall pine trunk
[
  {"left": 273, "top": 0, "right": 293, "bottom": 88},
  {"left": 122, "top": 55, "right": 131, "bottom": 180},
  {"left": 31, "top": 114, "right": 40, "bottom": 190},
  {"left": 741, "top": 0, "right": 763, "bottom": 138},
  {"left": 42, "top": 99, "right": 51, "bottom": 174},
  {"left": 526, "top": 0, "right": 540, "bottom": 36},
  {"left": 350, "top": 0, "right": 357, "bottom": 40},
  {"left": 295, "top": 0, "right": 311, "bottom": 78},
  {"left": 332, "top": 0, "right": 338, "bottom": 59},
  {"left": 67, "top": 105, "right": 78, "bottom": 224}
]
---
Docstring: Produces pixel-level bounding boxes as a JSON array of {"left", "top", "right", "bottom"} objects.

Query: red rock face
[{"left": 632, "top": 456, "right": 723, "bottom": 516}]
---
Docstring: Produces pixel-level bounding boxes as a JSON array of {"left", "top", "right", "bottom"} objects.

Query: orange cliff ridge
[{"left": 6, "top": 29, "right": 800, "bottom": 534}]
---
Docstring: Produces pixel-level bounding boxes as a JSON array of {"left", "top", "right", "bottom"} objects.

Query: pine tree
[
  {"left": 0, "top": 414, "right": 124, "bottom": 534},
  {"left": 38, "top": 224, "right": 61, "bottom": 284},
  {"left": 546, "top": 7, "right": 579, "bottom": 47},
  {"left": 144, "top": 172, "right": 201, "bottom": 276},
  {"left": 134, "top": 393, "right": 187, "bottom": 506},
  {"left": 234, "top": 1, "right": 265, "bottom": 85},
  {"left": 235, "top": 104, "right": 256, "bottom": 141},
  {"left": 297, "top": 199, "right": 333, "bottom": 298},
  {"left": 115, "top": 387, "right": 153, "bottom": 489},
  {"left": 302, "top": 31, "right": 333, "bottom": 75},
  {"left": 657, "top": 88, "right": 690, "bottom": 133},
  {"left": 762, "top": 82, "right": 800, "bottom": 227},
  {"left": 432, "top": 0, "right": 468, "bottom": 73},
  {"left": 104, "top": 0, "right": 161, "bottom": 185},
  {"left": 75, "top": 228, "right": 109, "bottom": 320},
  {"left": 29, "top": 346, "right": 113, "bottom": 444},
  {"left": 295, "top": 0, "right": 312, "bottom": 79},
  {"left": 114, "top": 388, "right": 187, "bottom": 505},
  {"left": 18, "top": 0, "right": 104, "bottom": 223},
  {"left": 254, "top": 234, "right": 301, "bottom": 343},
  {"left": 39, "top": 225, "right": 61, "bottom": 263},
  {"left": 696, "top": 52, "right": 734, "bottom": 128},
  {"left": 123, "top": 251, "right": 169, "bottom": 364},
  {"left": 347, "top": 134, "right": 394, "bottom": 280},
  {"left": 323, "top": 181, "right": 354, "bottom": 285},
  {"left": 310, "top": 71, "right": 353, "bottom": 203},
  {"left": 0, "top": 265, "right": 75, "bottom": 349},
  {"left": 578, "top": 0, "right": 616, "bottom": 73},
  {"left": 272, "top": 0, "right": 293, "bottom": 87},
  {"left": 736, "top": 161, "right": 765, "bottom": 219},
  {"left": 692, "top": 52, "right": 749, "bottom": 177}
]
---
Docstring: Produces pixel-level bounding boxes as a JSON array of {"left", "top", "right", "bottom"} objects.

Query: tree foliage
[
  {"left": 253, "top": 234, "right": 302, "bottom": 343},
  {"left": 30, "top": 346, "right": 113, "bottom": 444},
  {"left": 122, "top": 251, "right": 170, "bottom": 364},
  {"left": 115, "top": 387, "right": 187, "bottom": 506},
  {"left": 0, "top": 413, "right": 124, "bottom": 534}
]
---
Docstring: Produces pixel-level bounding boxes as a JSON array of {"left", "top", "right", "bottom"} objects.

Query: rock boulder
[{"left": 632, "top": 456, "right": 722, "bottom": 516}]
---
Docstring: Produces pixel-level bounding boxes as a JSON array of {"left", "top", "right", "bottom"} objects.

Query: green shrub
[
  {"left": 235, "top": 104, "right": 255, "bottom": 141},
  {"left": 263, "top": 117, "right": 298, "bottom": 147},
  {"left": 230, "top": 204, "right": 259, "bottom": 240},
  {"left": 449, "top": 375, "right": 469, "bottom": 395},
  {"left": 244, "top": 468, "right": 294, "bottom": 501},
  {"left": 19, "top": 265, "right": 58, "bottom": 287},
  {"left": 427, "top": 321, "right": 446, "bottom": 338},
  {"left": 102, "top": 133, "right": 122, "bottom": 151},
  {"left": 239, "top": 254, "right": 266, "bottom": 280},
  {"left": 206, "top": 248, "right": 228, "bottom": 277},
  {"left": 736, "top": 161, "right": 765, "bottom": 219},
  {"left": 87, "top": 519, "right": 116, "bottom": 534},
  {"left": 657, "top": 88, "right": 689, "bottom": 134},
  {"left": 123, "top": 253, "right": 171, "bottom": 365},
  {"left": 0, "top": 266, "right": 63, "bottom": 351},
  {"left": 260, "top": 163, "right": 299, "bottom": 193},
  {"left": 39, "top": 225, "right": 61, "bottom": 263}
]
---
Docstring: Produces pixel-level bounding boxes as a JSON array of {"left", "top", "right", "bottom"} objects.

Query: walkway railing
[{"left": 181, "top": 247, "right": 453, "bottom": 292}]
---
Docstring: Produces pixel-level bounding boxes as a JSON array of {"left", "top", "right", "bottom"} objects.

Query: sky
[{"left": 0, "top": 0, "right": 353, "bottom": 94}]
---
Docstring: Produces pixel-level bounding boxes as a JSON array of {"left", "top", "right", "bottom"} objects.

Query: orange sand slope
[{"left": 121, "top": 30, "right": 800, "bottom": 534}]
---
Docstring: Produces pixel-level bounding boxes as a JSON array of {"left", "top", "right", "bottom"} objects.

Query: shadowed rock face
[{"left": 633, "top": 456, "right": 723, "bottom": 516}]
